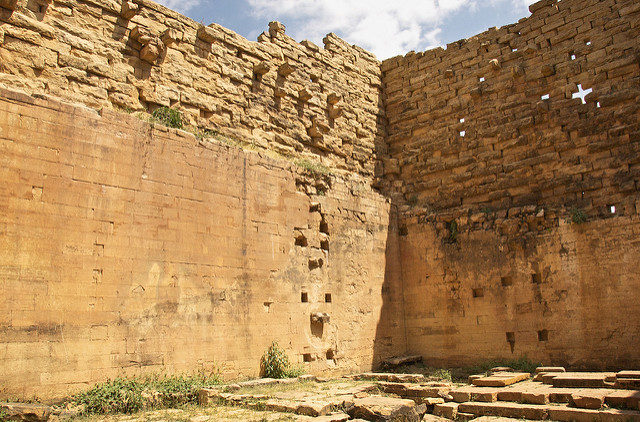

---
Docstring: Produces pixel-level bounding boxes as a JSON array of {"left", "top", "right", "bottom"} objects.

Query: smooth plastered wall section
[{"left": 0, "top": 88, "right": 405, "bottom": 398}]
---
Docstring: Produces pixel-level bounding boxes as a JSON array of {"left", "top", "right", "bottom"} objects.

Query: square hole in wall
[
  {"left": 460, "top": 131, "right": 466, "bottom": 137},
  {"left": 541, "top": 94, "right": 550, "bottom": 100},
  {"left": 609, "top": 205, "right": 616, "bottom": 214},
  {"left": 325, "top": 293, "right": 332, "bottom": 303},
  {"left": 501, "top": 276, "right": 513, "bottom": 287},
  {"left": 506, "top": 332, "right": 515, "bottom": 343},
  {"left": 570, "top": 53, "right": 576, "bottom": 60},
  {"left": 399, "top": 225, "right": 408, "bottom": 236},
  {"left": 479, "top": 77, "right": 485, "bottom": 82},
  {"left": 531, "top": 273, "right": 542, "bottom": 284},
  {"left": 459, "top": 118, "right": 465, "bottom": 123},
  {"left": 538, "top": 329, "right": 549, "bottom": 341},
  {"left": 303, "top": 353, "right": 313, "bottom": 362},
  {"left": 597, "top": 102, "right": 601, "bottom": 108},
  {"left": 472, "top": 288, "right": 484, "bottom": 298},
  {"left": 301, "top": 292, "right": 308, "bottom": 303},
  {"left": 326, "top": 349, "right": 335, "bottom": 360}
]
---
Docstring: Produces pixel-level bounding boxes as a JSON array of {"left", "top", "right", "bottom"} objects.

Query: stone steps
[{"left": 445, "top": 401, "right": 640, "bottom": 421}]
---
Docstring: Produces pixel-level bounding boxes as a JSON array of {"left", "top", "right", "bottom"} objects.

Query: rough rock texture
[
  {"left": 0, "top": 0, "right": 385, "bottom": 175},
  {"left": 382, "top": 0, "right": 640, "bottom": 369},
  {"left": 1, "top": 0, "right": 640, "bottom": 401}
]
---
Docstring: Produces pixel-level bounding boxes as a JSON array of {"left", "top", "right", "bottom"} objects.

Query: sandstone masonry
[{"left": 0, "top": 0, "right": 639, "bottom": 399}]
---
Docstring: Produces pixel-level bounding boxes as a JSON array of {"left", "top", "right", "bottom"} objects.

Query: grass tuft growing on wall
[{"left": 150, "top": 107, "right": 184, "bottom": 129}]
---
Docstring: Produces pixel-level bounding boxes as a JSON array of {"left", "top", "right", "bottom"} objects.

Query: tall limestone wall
[
  {"left": 0, "top": 0, "right": 385, "bottom": 176},
  {"left": 381, "top": 0, "right": 640, "bottom": 368},
  {"left": 0, "top": 88, "right": 406, "bottom": 398}
]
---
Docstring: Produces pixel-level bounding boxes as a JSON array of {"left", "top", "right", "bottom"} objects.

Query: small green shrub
[
  {"left": 260, "top": 342, "right": 302, "bottom": 379},
  {"left": 73, "top": 372, "right": 220, "bottom": 415},
  {"left": 432, "top": 368, "right": 452, "bottom": 382},
  {"left": 569, "top": 207, "right": 588, "bottom": 224},
  {"left": 0, "top": 407, "right": 8, "bottom": 422},
  {"left": 295, "top": 159, "right": 332, "bottom": 176},
  {"left": 445, "top": 220, "right": 458, "bottom": 244},
  {"left": 151, "top": 107, "right": 184, "bottom": 129}
]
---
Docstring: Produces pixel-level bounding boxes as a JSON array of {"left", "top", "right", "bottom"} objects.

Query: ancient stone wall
[
  {"left": 0, "top": 0, "right": 384, "bottom": 175},
  {"left": 382, "top": 0, "right": 640, "bottom": 368},
  {"left": 0, "top": 88, "right": 406, "bottom": 398}
]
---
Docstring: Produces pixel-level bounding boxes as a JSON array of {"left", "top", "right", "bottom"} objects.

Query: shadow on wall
[{"left": 370, "top": 204, "right": 408, "bottom": 370}]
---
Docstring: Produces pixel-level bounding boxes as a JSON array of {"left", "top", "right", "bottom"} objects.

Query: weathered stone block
[{"left": 120, "top": 1, "right": 139, "bottom": 19}]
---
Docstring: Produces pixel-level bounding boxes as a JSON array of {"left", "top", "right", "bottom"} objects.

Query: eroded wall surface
[
  {"left": 0, "top": 0, "right": 385, "bottom": 175},
  {"left": 382, "top": 0, "right": 640, "bottom": 368},
  {"left": 0, "top": 88, "right": 405, "bottom": 398}
]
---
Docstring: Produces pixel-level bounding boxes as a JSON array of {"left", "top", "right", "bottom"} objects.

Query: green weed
[
  {"left": 151, "top": 107, "right": 184, "bottom": 129},
  {"left": 73, "top": 371, "right": 221, "bottom": 415},
  {"left": 294, "top": 159, "right": 332, "bottom": 176},
  {"left": 260, "top": 342, "right": 304, "bottom": 379},
  {"left": 569, "top": 207, "right": 588, "bottom": 224}
]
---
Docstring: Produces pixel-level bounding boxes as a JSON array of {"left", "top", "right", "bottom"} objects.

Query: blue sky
[{"left": 156, "top": 0, "right": 536, "bottom": 59}]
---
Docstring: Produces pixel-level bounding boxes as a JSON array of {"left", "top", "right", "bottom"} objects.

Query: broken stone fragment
[
  {"left": 0, "top": 0, "right": 18, "bottom": 8},
  {"left": 301, "top": 40, "right": 319, "bottom": 51},
  {"left": 130, "top": 26, "right": 153, "bottom": 44},
  {"left": 490, "top": 59, "right": 501, "bottom": 70},
  {"left": 268, "top": 21, "right": 285, "bottom": 37},
  {"left": 522, "top": 43, "right": 538, "bottom": 54},
  {"left": 274, "top": 87, "right": 286, "bottom": 98},
  {"left": 161, "top": 28, "right": 180, "bottom": 46},
  {"left": 328, "top": 106, "right": 342, "bottom": 119},
  {"left": 536, "top": 100, "right": 549, "bottom": 112},
  {"left": 298, "top": 88, "right": 312, "bottom": 102},
  {"left": 197, "top": 25, "right": 217, "bottom": 44},
  {"left": 511, "top": 64, "right": 525, "bottom": 77},
  {"left": 253, "top": 61, "right": 270, "bottom": 76},
  {"left": 541, "top": 64, "right": 555, "bottom": 77},
  {"left": 120, "top": 1, "right": 139, "bottom": 19},
  {"left": 1, "top": 403, "right": 51, "bottom": 422},
  {"left": 277, "top": 62, "right": 295, "bottom": 77},
  {"left": 327, "top": 93, "right": 341, "bottom": 105},
  {"left": 444, "top": 69, "right": 454, "bottom": 78},
  {"left": 140, "top": 40, "right": 163, "bottom": 63},
  {"left": 310, "top": 312, "right": 330, "bottom": 323}
]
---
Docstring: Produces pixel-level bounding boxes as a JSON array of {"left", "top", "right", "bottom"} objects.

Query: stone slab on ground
[
  {"left": 458, "top": 401, "right": 549, "bottom": 420},
  {"left": 535, "top": 366, "right": 566, "bottom": 373},
  {"left": 471, "top": 373, "right": 530, "bottom": 387},
  {"left": 571, "top": 392, "right": 606, "bottom": 409},
  {"left": 377, "top": 381, "right": 451, "bottom": 398},
  {"left": 309, "top": 412, "right": 350, "bottom": 421},
  {"left": 547, "top": 406, "right": 640, "bottom": 422},
  {"left": 346, "top": 396, "right": 426, "bottom": 421},
  {"left": 354, "top": 373, "right": 426, "bottom": 383},
  {"left": 433, "top": 402, "right": 458, "bottom": 419},
  {"left": 1, "top": 403, "right": 51, "bottom": 422},
  {"left": 617, "top": 371, "right": 640, "bottom": 379},
  {"left": 382, "top": 355, "right": 423, "bottom": 368},
  {"left": 615, "top": 379, "right": 640, "bottom": 389},
  {"left": 604, "top": 390, "right": 640, "bottom": 409},
  {"left": 550, "top": 373, "right": 617, "bottom": 388}
]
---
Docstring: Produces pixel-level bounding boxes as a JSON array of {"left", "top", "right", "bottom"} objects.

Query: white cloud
[
  {"left": 247, "top": 0, "right": 473, "bottom": 59},
  {"left": 155, "top": 0, "right": 201, "bottom": 13},
  {"left": 247, "top": 0, "right": 541, "bottom": 59}
]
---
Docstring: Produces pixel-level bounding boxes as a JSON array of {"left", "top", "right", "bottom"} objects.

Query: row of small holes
[{"left": 301, "top": 292, "right": 332, "bottom": 303}]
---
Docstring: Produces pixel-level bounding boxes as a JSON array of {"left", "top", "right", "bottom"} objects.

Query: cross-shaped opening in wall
[{"left": 572, "top": 84, "right": 592, "bottom": 104}]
